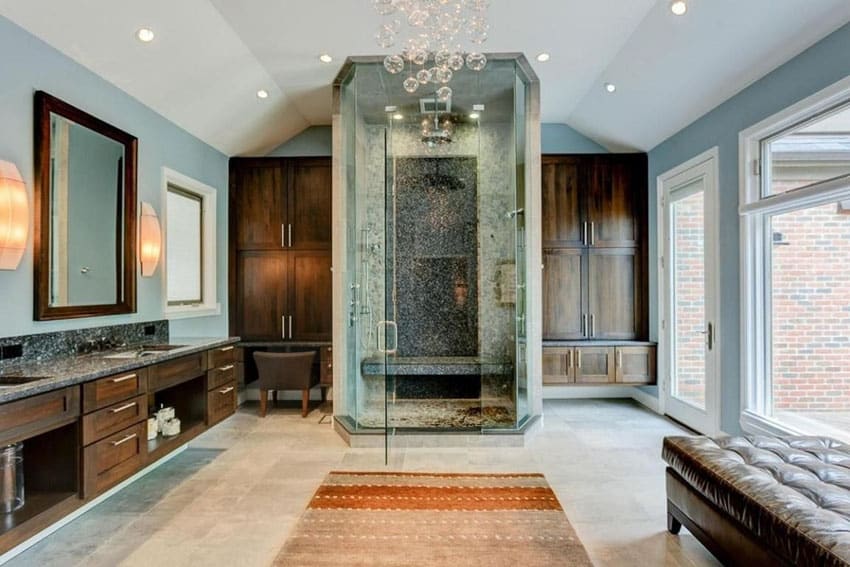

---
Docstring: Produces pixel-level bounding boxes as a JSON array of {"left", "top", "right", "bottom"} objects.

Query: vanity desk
[{"left": 0, "top": 337, "right": 239, "bottom": 553}]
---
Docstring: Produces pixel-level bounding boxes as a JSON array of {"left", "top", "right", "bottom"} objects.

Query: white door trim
[{"left": 657, "top": 147, "right": 722, "bottom": 435}]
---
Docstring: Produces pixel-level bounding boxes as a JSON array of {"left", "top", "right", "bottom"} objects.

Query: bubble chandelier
[{"left": 373, "top": 0, "right": 490, "bottom": 101}]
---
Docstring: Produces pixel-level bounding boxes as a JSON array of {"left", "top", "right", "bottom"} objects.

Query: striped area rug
[{"left": 274, "top": 472, "right": 593, "bottom": 567}]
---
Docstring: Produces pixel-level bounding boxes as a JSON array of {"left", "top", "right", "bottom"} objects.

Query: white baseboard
[
  {"left": 543, "top": 385, "right": 634, "bottom": 399},
  {"left": 0, "top": 445, "right": 188, "bottom": 565},
  {"left": 631, "top": 387, "right": 661, "bottom": 413}
]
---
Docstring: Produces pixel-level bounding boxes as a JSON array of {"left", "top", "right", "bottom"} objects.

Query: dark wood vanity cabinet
[
  {"left": 543, "top": 153, "right": 655, "bottom": 385},
  {"left": 229, "top": 157, "right": 332, "bottom": 342}
]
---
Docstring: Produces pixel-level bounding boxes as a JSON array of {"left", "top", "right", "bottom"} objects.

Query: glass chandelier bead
[
  {"left": 416, "top": 68, "right": 433, "bottom": 84},
  {"left": 408, "top": 9, "right": 430, "bottom": 27},
  {"left": 375, "top": 25, "right": 397, "bottom": 48},
  {"left": 447, "top": 53, "right": 465, "bottom": 71},
  {"left": 466, "top": 52, "right": 487, "bottom": 71},
  {"left": 436, "top": 86, "right": 452, "bottom": 102},
  {"left": 434, "top": 49, "right": 451, "bottom": 67},
  {"left": 434, "top": 66, "right": 453, "bottom": 84},
  {"left": 384, "top": 54, "right": 405, "bottom": 74},
  {"left": 404, "top": 76, "right": 421, "bottom": 93},
  {"left": 373, "top": 0, "right": 397, "bottom": 15}
]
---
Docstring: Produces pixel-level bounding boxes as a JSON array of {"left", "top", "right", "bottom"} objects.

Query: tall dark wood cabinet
[
  {"left": 229, "top": 157, "right": 332, "bottom": 343},
  {"left": 542, "top": 154, "right": 655, "bottom": 386}
]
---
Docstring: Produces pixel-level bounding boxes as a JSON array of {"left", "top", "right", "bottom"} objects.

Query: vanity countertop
[{"left": 0, "top": 336, "right": 239, "bottom": 404}]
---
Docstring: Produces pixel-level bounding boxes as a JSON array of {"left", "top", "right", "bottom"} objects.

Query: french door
[{"left": 659, "top": 150, "right": 721, "bottom": 435}]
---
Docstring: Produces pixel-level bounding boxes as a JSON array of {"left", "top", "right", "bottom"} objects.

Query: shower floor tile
[{"left": 358, "top": 398, "right": 517, "bottom": 429}]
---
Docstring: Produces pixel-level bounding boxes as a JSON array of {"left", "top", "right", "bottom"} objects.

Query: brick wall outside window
[{"left": 771, "top": 186, "right": 850, "bottom": 413}]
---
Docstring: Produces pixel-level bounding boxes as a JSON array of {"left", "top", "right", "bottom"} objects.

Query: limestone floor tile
[{"left": 6, "top": 399, "right": 717, "bottom": 567}]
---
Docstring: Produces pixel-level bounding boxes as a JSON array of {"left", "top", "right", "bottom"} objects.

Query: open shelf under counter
[
  {"left": 0, "top": 491, "right": 79, "bottom": 550},
  {"left": 146, "top": 420, "right": 206, "bottom": 464}
]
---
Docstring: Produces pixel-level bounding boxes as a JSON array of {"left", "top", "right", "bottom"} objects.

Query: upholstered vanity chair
[{"left": 253, "top": 351, "right": 318, "bottom": 418}]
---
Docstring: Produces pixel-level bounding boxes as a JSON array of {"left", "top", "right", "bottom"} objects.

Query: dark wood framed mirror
[{"left": 33, "top": 91, "right": 138, "bottom": 320}]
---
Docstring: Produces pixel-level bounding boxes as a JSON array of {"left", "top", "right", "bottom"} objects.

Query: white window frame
[
  {"left": 161, "top": 167, "right": 220, "bottom": 320},
  {"left": 739, "top": 75, "right": 850, "bottom": 437}
]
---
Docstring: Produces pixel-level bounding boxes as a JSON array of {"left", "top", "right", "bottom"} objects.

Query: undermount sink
[
  {"left": 103, "top": 344, "right": 187, "bottom": 360},
  {"left": 0, "top": 375, "right": 52, "bottom": 386}
]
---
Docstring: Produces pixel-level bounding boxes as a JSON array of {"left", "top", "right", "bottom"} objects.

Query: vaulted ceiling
[{"left": 2, "top": 0, "right": 849, "bottom": 156}]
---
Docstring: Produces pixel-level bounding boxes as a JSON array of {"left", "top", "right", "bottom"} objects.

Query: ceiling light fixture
[
  {"left": 604, "top": 82, "right": 617, "bottom": 93},
  {"left": 670, "top": 0, "right": 688, "bottom": 16},
  {"left": 393, "top": 113, "right": 404, "bottom": 120},
  {"left": 136, "top": 28, "right": 155, "bottom": 43},
  {"left": 374, "top": 0, "right": 491, "bottom": 100},
  {"left": 469, "top": 112, "right": 480, "bottom": 120},
  {"left": 319, "top": 54, "right": 333, "bottom": 64},
  {"left": 536, "top": 53, "right": 550, "bottom": 62},
  {"left": 256, "top": 89, "right": 269, "bottom": 99}
]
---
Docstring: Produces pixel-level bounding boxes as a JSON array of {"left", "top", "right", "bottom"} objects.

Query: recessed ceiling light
[
  {"left": 319, "top": 54, "right": 333, "bottom": 64},
  {"left": 393, "top": 113, "right": 404, "bottom": 120},
  {"left": 136, "top": 28, "right": 155, "bottom": 43},
  {"left": 469, "top": 112, "right": 481, "bottom": 120},
  {"left": 604, "top": 83, "right": 617, "bottom": 93},
  {"left": 536, "top": 53, "right": 550, "bottom": 63},
  {"left": 256, "top": 89, "right": 269, "bottom": 99},
  {"left": 670, "top": 0, "right": 687, "bottom": 16}
]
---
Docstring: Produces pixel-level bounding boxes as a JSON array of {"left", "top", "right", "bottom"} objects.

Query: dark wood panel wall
[{"left": 229, "top": 157, "right": 332, "bottom": 342}]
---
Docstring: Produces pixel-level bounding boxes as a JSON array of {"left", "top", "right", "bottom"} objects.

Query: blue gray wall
[
  {"left": 0, "top": 15, "right": 229, "bottom": 338},
  {"left": 647, "top": 22, "right": 850, "bottom": 433},
  {"left": 265, "top": 123, "right": 607, "bottom": 157}
]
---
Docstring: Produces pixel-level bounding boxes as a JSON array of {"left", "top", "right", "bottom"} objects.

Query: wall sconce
[
  {"left": 0, "top": 160, "right": 29, "bottom": 270},
  {"left": 139, "top": 202, "right": 161, "bottom": 277}
]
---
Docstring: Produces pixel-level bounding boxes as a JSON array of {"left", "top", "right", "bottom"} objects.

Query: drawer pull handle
[
  {"left": 219, "top": 387, "right": 235, "bottom": 395},
  {"left": 112, "top": 433, "right": 137, "bottom": 447},
  {"left": 110, "top": 402, "right": 137, "bottom": 414},
  {"left": 219, "top": 346, "right": 235, "bottom": 352},
  {"left": 111, "top": 374, "right": 137, "bottom": 384},
  {"left": 219, "top": 364, "right": 235, "bottom": 372}
]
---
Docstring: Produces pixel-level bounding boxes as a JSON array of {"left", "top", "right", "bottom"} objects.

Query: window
[
  {"left": 162, "top": 168, "right": 219, "bottom": 319},
  {"left": 740, "top": 77, "right": 850, "bottom": 440}
]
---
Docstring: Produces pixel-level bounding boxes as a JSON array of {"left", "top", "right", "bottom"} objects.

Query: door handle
[
  {"left": 582, "top": 314, "right": 588, "bottom": 337},
  {"left": 112, "top": 433, "right": 137, "bottom": 447},
  {"left": 377, "top": 321, "right": 398, "bottom": 354},
  {"left": 288, "top": 224, "right": 292, "bottom": 247},
  {"left": 577, "top": 349, "right": 582, "bottom": 369},
  {"left": 281, "top": 224, "right": 286, "bottom": 248},
  {"left": 110, "top": 402, "right": 137, "bottom": 414},
  {"left": 567, "top": 350, "right": 573, "bottom": 369},
  {"left": 590, "top": 314, "right": 595, "bottom": 338},
  {"left": 707, "top": 322, "right": 714, "bottom": 351},
  {"left": 617, "top": 349, "right": 623, "bottom": 368},
  {"left": 111, "top": 374, "right": 137, "bottom": 384},
  {"left": 590, "top": 222, "right": 595, "bottom": 246},
  {"left": 288, "top": 316, "right": 293, "bottom": 340},
  {"left": 281, "top": 316, "right": 286, "bottom": 340},
  {"left": 582, "top": 222, "right": 588, "bottom": 246}
]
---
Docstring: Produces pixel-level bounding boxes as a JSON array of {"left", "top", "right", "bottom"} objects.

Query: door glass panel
[{"left": 671, "top": 182, "right": 707, "bottom": 409}]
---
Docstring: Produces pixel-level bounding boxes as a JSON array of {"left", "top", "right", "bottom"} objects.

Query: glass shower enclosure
[{"left": 333, "top": 55, "right": 537, "bottom": 447}]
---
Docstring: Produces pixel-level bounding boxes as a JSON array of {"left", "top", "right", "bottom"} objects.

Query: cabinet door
[
  {"left": 586, "top": 156, "right": 643, "bottom": 248},
  {"left": 587, "top": 249, "right": 640, "bottom": 340},
  {"left": 575, "top": 347, "right": 614, "bottom": 384},
  {"left": 236, "top": 252, "right": 288, "bottom": 340},
  {"left": 232, "top": 160, "right": 286, "bottom": 249},
  {"left": 288, "top": 158, "right": 332, "bottom": 250},
  {"left": 290, "top": 251, "right": 332, "bottom": 341},
  {"left": 542, "top": 348, "right": 574, "bottom": 385},
  {"left": 543, "top": 249, "right": 586, "bottom": 340},
  {"left": 615, "top": 346, "right": 656, "bottom": 385},
  {"left": 542, "top": 157, "right": 585, "bottom": 247}
]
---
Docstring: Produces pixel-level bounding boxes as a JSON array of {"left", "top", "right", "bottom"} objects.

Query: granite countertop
[
  {"left": 0, "top": 336, "right": 239, "bottom": 404},
  {"left": 543, "top": 340, "right": 658, "bottom": 347}
]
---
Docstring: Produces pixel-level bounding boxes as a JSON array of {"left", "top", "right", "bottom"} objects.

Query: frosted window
[{"left": 166, "top": 186, "right": 203, "bottom": 304}]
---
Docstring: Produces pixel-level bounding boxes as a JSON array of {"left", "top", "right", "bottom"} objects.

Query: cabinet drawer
[
  {"left": 149, "top": 353, "right": 206, "bottom": 392},
  {"left": 320, "top": 359, "right": 333, "bottom": 386},
  {"left": 83, "top": 368, "right": 147, "bottom": 413},
  {"left": 615, "top": 346, "right": 656, "bottom": 385},
  {"left": 207, "top": 363, "right": 236, "bottom": 391},
  {"left": 82, "top": 394, "right": 147, "bottom": 446},
  {"left": 207, "top": 345, "right": 237, "bottom": 369},
  {"left": 82, "top": 421, "right": 145, "bottom": 497},
  {"left": 0, "top": 387, "right": 80, "bottom": 446},
  {"left": 320, "top": 345, "right": 332, "bottom": 362},
  {"left": 207, "top": 381, "right": 237, "bottom": 426},
  {"left": 543, "top": 348, "right": 575, "bottom": 385},
  {"left": 575, "top": 347, "right": 615, "bottom": 384}
]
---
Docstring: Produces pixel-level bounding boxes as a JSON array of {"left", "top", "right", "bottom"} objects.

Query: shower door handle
[{"left": 377, "top": 321, "right": 398, "bottom": 355}]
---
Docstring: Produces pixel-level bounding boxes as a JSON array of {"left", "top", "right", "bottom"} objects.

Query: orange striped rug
[{"left": 274, "top": 472, "right": 593, "bottom": 567}]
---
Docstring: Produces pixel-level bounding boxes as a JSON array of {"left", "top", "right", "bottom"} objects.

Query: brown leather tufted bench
[{"left": 663, "top": 436, "right": 850, "bottom": 567}]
